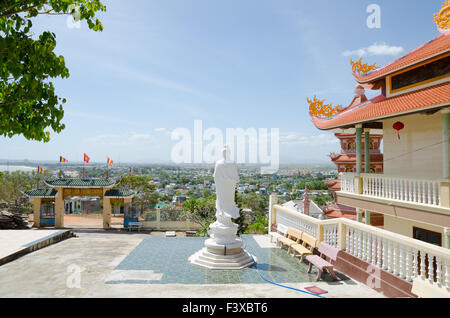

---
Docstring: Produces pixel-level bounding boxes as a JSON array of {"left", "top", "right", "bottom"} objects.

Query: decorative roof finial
[
  {"left": 435, "top": 0, "right": 450, "bottom": 33},
  {"left": 307, "top": 95, "right": 344, "bottom": 119},
  {"left": 350, "top": 57, "right": 378, "bottom": 75}
]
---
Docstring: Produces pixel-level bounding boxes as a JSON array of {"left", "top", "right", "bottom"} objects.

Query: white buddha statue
[
  {"left": 213, "top": 145, "right": 240, "bottom": 220},
  {"left": 188, "top": 145, "right": 254, "bottom": 269}
]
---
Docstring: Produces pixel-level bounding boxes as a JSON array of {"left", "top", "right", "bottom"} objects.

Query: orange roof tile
[
  {"left": 353, "top": 33, "right": 450, "bottom": 83},
  {"left": 311, "top": 82, "right": 450, "bottom": 130},
  {"left": 330, "top": 154, "right": 383, "bottom": 162}
]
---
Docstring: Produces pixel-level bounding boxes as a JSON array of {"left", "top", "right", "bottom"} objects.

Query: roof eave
[
  {"left": 311, "top": 102, "right": 450, "bottom": 131},
  {"left": 353, "top": 49, "right": 450, "bottom": 84}
]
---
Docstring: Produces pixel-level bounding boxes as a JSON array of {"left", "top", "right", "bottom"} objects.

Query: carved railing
[
  {"left": 339, "top": 173, "right": 444, "bottom": 208},
  {"left": 361, "top": 173, "right": 441, "bottom": 207},
  {"left": 272, "top": 204, "right": 450, "bottom": 290}
]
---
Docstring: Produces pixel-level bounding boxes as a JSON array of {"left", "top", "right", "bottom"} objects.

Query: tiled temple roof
[
  {"left": 23, "top": 189, "right": 58, "bottom": 198},
  {"left": 104, "top": 189, "right": 135, "bottom": 198},
  {"left": 353, "top": 33, "right": 450, "bottom": 83},
  {"left": 43, "top": 178, "right": 119, "bottom": 188},
  {"left": 311, "top": 82, "right": 450, "bottom": 130}
]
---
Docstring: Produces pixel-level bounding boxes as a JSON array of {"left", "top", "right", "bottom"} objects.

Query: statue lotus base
[{"left": 189, "top": 238, "right": 255, "bottom": 270}]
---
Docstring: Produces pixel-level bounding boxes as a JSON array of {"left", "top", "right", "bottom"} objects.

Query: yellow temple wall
[
  {"left": 382, "top": 112, "right": 442, "bottom": 179},
  {"left": 384, "top": 214, "right": 445, "bottom": 247}
]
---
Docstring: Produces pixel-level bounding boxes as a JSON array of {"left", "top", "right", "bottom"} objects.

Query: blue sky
[{"left": 0, "top": 0, "right": 445, "bottom": 164}]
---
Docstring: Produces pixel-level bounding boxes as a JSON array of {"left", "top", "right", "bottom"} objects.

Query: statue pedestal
[
  {"left": 189, "top": 217, "right": 255, "bottom": 270},
  {"left": 189, "top": 238, "right": 255, "bottom": 270}
]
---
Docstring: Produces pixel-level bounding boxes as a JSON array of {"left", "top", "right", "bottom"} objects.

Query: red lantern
[{"left": 393, "top": 121, "right": 404, "bottom": 140}]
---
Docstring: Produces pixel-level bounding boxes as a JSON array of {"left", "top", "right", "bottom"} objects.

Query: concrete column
[
  {"left": 269, "top": 193, "right": 278, "bottom": 227},
  {"left": 364, "top": 128, "right": 371, "bottom": 225},
  {"left": 54, "top": 188, "right": 64, "bottom": 228},
  {"left": 356, "top": 208, "right": 363, "bottom": 223},
  {"left": 156, "top": 208, "right": 161, "bottom": 230},
  {"left": 365, "top": 211, "right": 371, "bottom": 225},
  {"left": 364, "top": 128, "right": 371, "bottom": 173},
  {"left": 356, "top": 124, "right": 363, "bottom": 174},
  {"left": 442, "top": 108, "right": 450, "bottom": 180},
  {"left": 32, "top": 198, "right": 41, "bottom": 228},
  {"left": 441, "top": 109, "right": 450, "bottom": 209},
  {"left": 338, "top": 222, "right": 346, "bottom": 251},
  {"left": 445, "top": 228, "right": 450, "bottom": 249},
  {"left": 103, "top": 197, "right": 111, "bottom": 230}
]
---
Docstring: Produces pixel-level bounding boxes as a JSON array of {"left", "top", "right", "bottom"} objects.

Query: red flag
[
  {"left": 38, "top": 166, "right": 43, "bottom": 174},
  {"left": 84, "top": 153, "right": 90, "bottom": 163}
]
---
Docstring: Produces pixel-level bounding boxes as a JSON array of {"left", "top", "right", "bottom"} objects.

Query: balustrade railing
[
  {"left": 339, "top": 173, "right": 442, "bottom": 207},
  {"left": 272, "top": 204, "right": 450, "bottom": 290},
  {"left": 361, "top": 174, "right": 441, "bottom": 207},
  {"left": 340, "top": 172, "right": 356, "bottom": 194}
]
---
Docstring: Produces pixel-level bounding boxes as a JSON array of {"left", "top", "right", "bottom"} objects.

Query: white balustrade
[
  {"left": 272, "top": 204, "right": 450, "bottom": 290},
  {"left": 339, "top": 172, "right": 355, "bottom": 193},
  {"left": 360, "top": 173, "right": 441, "bottom": 207}
]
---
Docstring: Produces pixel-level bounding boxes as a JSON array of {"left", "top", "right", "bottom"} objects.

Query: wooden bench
[
  {"left": 289, "top": 232, "right": 317, "bottom": 262},
  {"left": 269, "top": 223, "right": 288, "bottom": 243},
  {"left": 305, "top": 242, "right": 339, "bottom": 281},
  {"left": 277, "top": 228, "right": 302, "bottom": 250},
  {"left": 128, "top": 221, "right": 143, "bottom": 232}
]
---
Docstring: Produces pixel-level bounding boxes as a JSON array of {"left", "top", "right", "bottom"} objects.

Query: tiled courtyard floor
[
  {"left": 108, "top": 235, "right": 326, "bottom": 285},
  {"left": 0, "top": 231, "right": 384, "bottom": 298}
]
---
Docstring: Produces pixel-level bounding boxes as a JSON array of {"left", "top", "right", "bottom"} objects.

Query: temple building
[
  {"left": 309, "top": 30, "right": 450, "bottom": 248},
  {"left": 24, "top": 177, "right": 135, "bottom": 229},
  {"left": 329, "top": 132, "right": 383, "bottom": 173},
  {"left": 323, "top": 131, "right": 384, "bottom": 225}
]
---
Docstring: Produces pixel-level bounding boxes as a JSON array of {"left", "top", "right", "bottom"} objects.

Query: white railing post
[{"left": 428, "top": 254, "right": 435, "bottom": 284}]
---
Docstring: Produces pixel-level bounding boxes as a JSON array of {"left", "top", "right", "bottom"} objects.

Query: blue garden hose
[{"left": 242, "top": 237, "right": 326, "bottom": 299}]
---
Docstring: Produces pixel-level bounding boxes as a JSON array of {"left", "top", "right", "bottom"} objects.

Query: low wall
[{"left": 143, "top": 220, "right": 201, "bottom": 231}]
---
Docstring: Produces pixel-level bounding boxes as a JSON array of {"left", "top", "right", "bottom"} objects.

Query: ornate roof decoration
[
  {"left": 307, "top": 95, "right": 344, "bottom": 119},
  {"left": 350, "top": 57, "right": 378, "bottom": 75},
  {"left": 435, "top": 0, "right": 450, "bottom": 33}
]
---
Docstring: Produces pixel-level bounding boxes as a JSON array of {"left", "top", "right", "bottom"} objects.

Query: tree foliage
[
  {"left": 117, "top": 175, "right": 158, "bottom": 212},
  {"left": 0, "top": 0, "right": 106, "bottom": 142},
  {"left": 182, "top": 196, "right": 216, "bottom": 236}
]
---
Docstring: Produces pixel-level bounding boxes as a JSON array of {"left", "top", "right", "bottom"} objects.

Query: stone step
[
  {"left": 198, "top": 252, "right": 251, "bottom": 264},
  {"left": 200, "top": 247, "right": 247, "bottom": 259},
  {"left": 191, "top": 256, "right": 255, "bottom": 270}
]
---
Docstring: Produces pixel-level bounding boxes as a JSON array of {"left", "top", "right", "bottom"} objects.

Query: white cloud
[
  {"left": 342, "top": 42, "right": 404, "bottom": 57},
  {"left": 154, "top": 128, "right": 166, "bottom": 132}
]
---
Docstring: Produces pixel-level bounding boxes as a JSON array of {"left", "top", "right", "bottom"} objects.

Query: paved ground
[
  {"left": 0, "top": 229, "right": 69, "bottom": 260},
  {"left": 0, "top": 231, "right": 384, "bottom": 298}
]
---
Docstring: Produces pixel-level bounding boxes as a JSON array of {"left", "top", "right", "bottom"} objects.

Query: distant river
[{"left": 0, "top": 165, "right": 36, "bottom": 172}]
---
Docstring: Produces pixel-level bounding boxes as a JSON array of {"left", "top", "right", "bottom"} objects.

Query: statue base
[{"left": 189, "top": 238, "right": 255, "bottom": 270}]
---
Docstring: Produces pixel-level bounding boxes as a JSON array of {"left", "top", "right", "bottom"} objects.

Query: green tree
[
  {"left": 245, "top": 212, "right": 268, "bottom": 234},
  {"left": 0, "top": 1, "right": 106, "bottom": 142},
  {"left": 182, "top": 196, "right": 216, "bottom": 236},
  {"left": 117, "top": 175, "right": 157, "bottom": 213}
]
